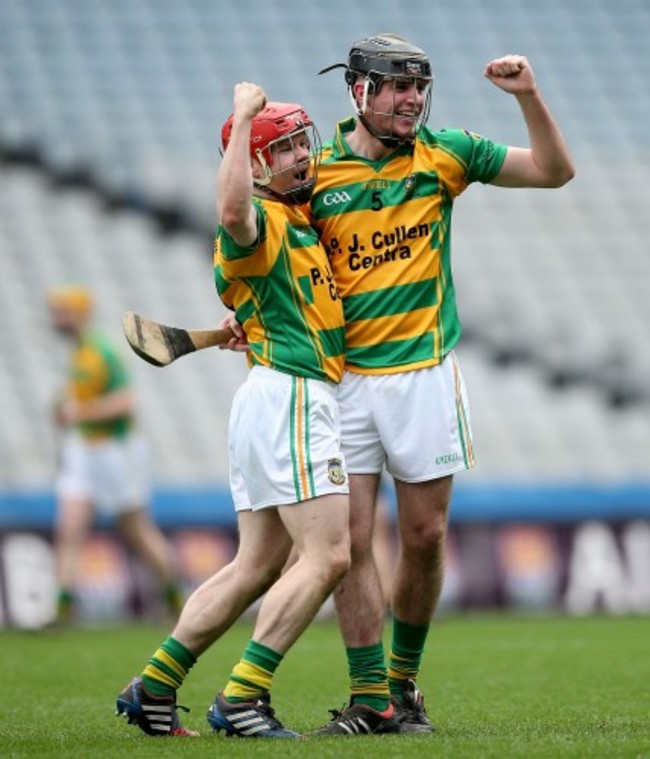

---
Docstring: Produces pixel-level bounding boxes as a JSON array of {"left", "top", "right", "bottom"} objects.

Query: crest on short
[{"left": 327, "top": 458, "right": 346, "bottom": 486}]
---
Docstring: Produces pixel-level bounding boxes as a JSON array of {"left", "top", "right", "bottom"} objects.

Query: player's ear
[
  {"left": 250, "top": 158, "right": 265, "bottom": 180},
  {"left": 352, "top": 80, "right": 365, "bottom": 105}
]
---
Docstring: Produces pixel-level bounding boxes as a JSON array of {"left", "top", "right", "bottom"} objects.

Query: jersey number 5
[{"left": 371, "top": 190, "right": 383, "bottom": 211}]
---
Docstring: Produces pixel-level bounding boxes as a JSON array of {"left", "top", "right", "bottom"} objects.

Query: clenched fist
[{"left": 484, "top": 55, "right": 537, "bottom": 95}]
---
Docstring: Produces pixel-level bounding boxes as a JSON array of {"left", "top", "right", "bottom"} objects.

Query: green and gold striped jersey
[
  {"left": 214, "top": 197, "right": 345, "bottom": 383},
  {"left": 68, "top": 332, "right": 131, "bottom": 439},
  {"left": 309, "top": 118, "right": 508, "bottom": 375}
]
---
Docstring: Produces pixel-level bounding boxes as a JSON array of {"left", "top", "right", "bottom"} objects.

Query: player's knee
[
  {"left": 402, "top": 518, "right": 446, "bottom": 559},
  {"left": 56, "top": 519, "right": 87, "bottom": 542},
  {"left": 253, "top": 562, "right": 284, "bottom": 593},
  {"left": 236, "top": 554, "right": 284, "bottom": 593},
  {"left": 317, "top": 534, "right": 351, "bottom": 589},
  {"left": 331, "top": 537, "right": 352, "bottom": 580},
  {"left": 116, "top": 512, "right": 148, "bottom": 541}
]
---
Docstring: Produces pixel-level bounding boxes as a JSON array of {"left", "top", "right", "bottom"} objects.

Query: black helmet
[{"left": 344, "top": 33, "right": 433, "bottom": 86}]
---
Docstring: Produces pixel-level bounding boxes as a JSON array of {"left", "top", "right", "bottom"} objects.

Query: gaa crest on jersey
[
  {"left": 404, "top": 174, "right": 417, "bottom": 198},
  {"left": 327, "top": 458, "right": 346, "bottom": 486}
]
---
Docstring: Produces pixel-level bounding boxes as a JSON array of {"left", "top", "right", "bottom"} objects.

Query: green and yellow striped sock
[
  {"left": 141, "top": 636, "right": 197, "bottom": 697},
  {"left": 223, "top": 640, "right": 283, "bottom": 704},
  {"left": 387, "top": 617, "right": 430, "bottom": 698},
  {"left": 347, "top": 642, "right": 391, "bottom": 712}
]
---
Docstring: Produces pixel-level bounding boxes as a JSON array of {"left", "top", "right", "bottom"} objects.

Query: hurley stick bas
[{"left": 123, "top": 311, "right": 235, "bottom": 367}]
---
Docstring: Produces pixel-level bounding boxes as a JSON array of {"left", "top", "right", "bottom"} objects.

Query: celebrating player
[
  {"left": 302, "top": 34, "right": 575, "bottom": 735},
  {"left": 116, "top": 83, "right": 351, "bottom": 738},
  {"left": 48, "top": 285, "right": 183, "bottom": 624}
]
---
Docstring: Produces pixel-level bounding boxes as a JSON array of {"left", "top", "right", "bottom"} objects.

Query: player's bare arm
[
  {"left": 57, "top": 389, "right": 134, "bottom": 426},
  {"left": 217, "top": 82, "right": 267, "bottom": 246},
  {"left": 486, "top": 55, "right": 575, "bottom": 189}
]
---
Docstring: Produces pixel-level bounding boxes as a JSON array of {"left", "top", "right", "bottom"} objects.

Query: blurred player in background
[
  {"left": 116, "top": 83, "right": 351, "bottom": 739},
  {"left": 48, "top": 285, "right": 183, "bottom": 624},
  {"left": 304, "top": 34, "right": 575, "bottom": 734}
]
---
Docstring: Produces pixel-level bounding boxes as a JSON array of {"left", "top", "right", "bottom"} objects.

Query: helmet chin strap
[
  {"left": 254, "top": 179, "right": 315, "bottom": 205},
  {"left": 358, "top": 113, "right": 407, "bottom": 148}
]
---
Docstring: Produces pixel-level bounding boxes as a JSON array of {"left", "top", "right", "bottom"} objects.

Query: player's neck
[{"left": 347, "top": 122, "right": 395, "bottom": 162}]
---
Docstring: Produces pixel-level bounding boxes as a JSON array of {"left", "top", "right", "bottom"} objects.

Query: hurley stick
[{"left": 123, "top": 311, "right": 235, "bottom": 367}]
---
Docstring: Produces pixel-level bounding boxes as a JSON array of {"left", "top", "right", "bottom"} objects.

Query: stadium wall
[{"left": 1, "top": 485, "right": 649, "bottom": 628}]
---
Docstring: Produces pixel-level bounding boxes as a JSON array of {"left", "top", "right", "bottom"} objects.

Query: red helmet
[
  {"left": 221, "top": 102, "right": 314, "bottom": 164},
  {"left": 221, "top": 101, "right": 321, "bottom": 204}
]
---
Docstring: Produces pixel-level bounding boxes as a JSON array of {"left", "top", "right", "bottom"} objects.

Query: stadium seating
[
  {"left": 0, "top": 0, "right": 648, "bottom": 489},
  {"left": 0, "top": 165, "right": 241, "bottom": 488}
]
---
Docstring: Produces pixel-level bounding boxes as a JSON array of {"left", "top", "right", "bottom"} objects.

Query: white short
[
  {"left": 56, "top": 433, "right": 151, "bottom": 516},
  {"left": 229, "top": 366, "right": 349, "bottom": 512},
  {"left": 336, "top": 351, "right": 474, "bottom": 482}
]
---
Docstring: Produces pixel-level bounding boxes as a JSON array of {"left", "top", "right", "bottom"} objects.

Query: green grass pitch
[{"left": 1, "top": 614, "right": 648, "bottom": 757}]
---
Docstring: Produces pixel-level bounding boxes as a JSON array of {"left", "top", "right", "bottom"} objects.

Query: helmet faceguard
[
  {"left": 221, "top": 103, "right": 322, "bottom": 205},
  {"left": 319, "top": 33, "right": 433, "bottom": 148}
]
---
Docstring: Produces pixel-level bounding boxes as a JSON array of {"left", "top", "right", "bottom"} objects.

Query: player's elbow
[
  {"left": 563, "top": 164, "right": 576, "bottom": 185},
  {"left": 217, "top": 192, "right": 251, "bottom": 229},
  {"left": 220, "top": 207, "right": 249, "bottom": 230},
  {"left": 550, "top": 163, "right": 576, "bottom": 187},
  {"left": 543, "top": 156, "right": 576, "bottom": 188},
  {"left": 219, "top": 208, "right": 258, "bottom": 248}
]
